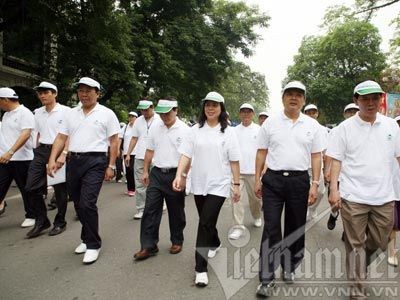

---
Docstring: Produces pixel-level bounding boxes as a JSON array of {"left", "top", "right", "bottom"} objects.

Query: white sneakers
[
  {"left": 83, "top": 249, "right": 101, "bottom": 264},
  {"left": 195, "top": 272, "right": 208, "bottom": 287},
  {"left": 254, "top": 218, "right": 262, "bottom": 228},
  {"left": 75, "top": 242, "right": 100, "bottom": 264},
  {"left": 21, "top": 218, "right": 35, "bottom": 228},
  {"left": 228, "top": 228, "right": 243, "bottom": 240},
  {"left": 75, "top": 243, "right": 87, "bottom": 254},
  {"left": 208, "top": 244, "right": 221, "bottom": 258},
  {"left": 134, "top": 211, "right": 143, "bottom": 219}
]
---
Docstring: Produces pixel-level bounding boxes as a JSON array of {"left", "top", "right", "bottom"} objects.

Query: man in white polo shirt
[
  {"left": 48, "top": 77, "right": 120, "bottom": 264},
  {"left": 25, "top": 82, "right": 71, "bottom": 238},
  {"left": 0, "top": 87, "right": 35, "bottom": 227},
  {"left": 258, "top": 111, "right": 268, "bottom": 126},
  {"left": 125, "top": 100, "right": 162, "bottom": 219},
  {"left": 255, "top": 81, "right": 324, "bottom": 297},
  {"left": 229, "top": 103, "right": 262, "bottom": 240},
  {"left": 134, "top": 99, "right": 189, "bottom": 260},
  {"left": 303, "top": 103, "right": 328, "bottom": 221},
  {"left": 327, "top": 80, "right": 399, "bottom": 299}
]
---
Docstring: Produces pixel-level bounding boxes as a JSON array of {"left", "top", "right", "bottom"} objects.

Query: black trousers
[
  {"left": 115, "top": 155, "right": 123, "bottom": 181},
  {"left": 25, "top": 145, "right": 68, "bottom": 227},
  {"left": 0, "top": 160, "right": 34, "bottom": 218},
  {"left": 67, "top": 154, "right": 107, "bottom": 249},
  {"left": 259, "top": 170, "right": 309, "bottom": 284},
  {"left": 140, "top": 167, "right": 186, "bottom": 249},
  {"left": 194, "top": 194, "right": 225, "bottom": 273},
  {"left": 124, "top": 155, "right": 135, "bottom": 192}
]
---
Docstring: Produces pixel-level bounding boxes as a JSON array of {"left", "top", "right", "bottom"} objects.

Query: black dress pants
[
  {"left": 0, "top": 160, "right": 34, "bottom": 218},
  {"left": 194, "top": 194, "right": 225, "bottom": 273},
  {"left": 124, "top": 155, "right": 135, "bottom": 192},
  {"left": 259, "top": 170, "right": 309, "bottom": 284},
  {"left": 67, "top": 154, "right": 107, "bottom": 249},
  {"left": 140, "top": 167, "right": 186, "bottom": 249},
  {"left": 25, "top": 145, "right": 68, "bottom": 227}
]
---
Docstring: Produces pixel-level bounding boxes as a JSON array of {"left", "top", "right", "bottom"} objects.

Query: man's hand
[
  {"left": 56, "top": 153, "right": 66, "bottom": 169},
  {"left": 142, "top": 171, "right": 149, "bottom": 186},
  {"left": 47, "top": 160, "right": 59, "bottom": 177},
  {"left": 172, "top": 176, "right": 186, "bottom": 192},
  {"left": 124, "top": 155, "right": 130, "bottom": 167},
  {"left": 0, "top": 152, "right": 12, "bottom": 164},
  {"left": 104, "top": 167, "right": 115, "bottom": 181},
  {"left": 307, "top": 184, "right": 318, "bottom": 206},
  {"left": 232, "top": 185, "right": 240, "bottom": 203},
  {"left": 254, "top": 179, "right": 262, "bottom": 199},
  {"left": 328, "top": 188, "right": 342, "bottom": 210}
]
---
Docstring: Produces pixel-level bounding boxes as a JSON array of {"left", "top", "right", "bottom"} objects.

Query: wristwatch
[
  {"left": 108, "top": 165, "right": 116, "bottom": 171},
  {"left": 8, "top": 149, "right": 15, "bottom": 155}
]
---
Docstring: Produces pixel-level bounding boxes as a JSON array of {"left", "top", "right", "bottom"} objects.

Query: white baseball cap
[
  {"left": 128, "top": 111, "right": 138, "bottom": 117},
  {"left": 258, "top": 111, "right": 268, "bottom": 117},
  {"left": 137, "top": 100, "right": 153, "bottom": 110},
  {"left": 304, "top": 104, "right": 318, "bottom": 112},
  {"left": 74, "top": 77, "right": 101, "bottom": 90},
  {"left": 34, "top": 81, "right": 58, "bottom": 92},
  {"left": 0, "top": 87, "right": 18, "bottom": 99},
  {"left": 155, "top": 100, "right": 178, "bottom": 113},
  {"left": 239, "top": 103, "right": 254, "bottom": 111},
  {"left": 283, "top": 81, "right": 306, "bottom": 94},
  {"left": 353, "top": 80, "right": 384, "bottom": 96},
  {"left": 202, "top": 91, "right": 224, "bottom": 103},
  {"left": 343, "top": 103, "right": 359, "bottom": 112},
  {"left": 394, "top": 115, "right": 400, "bottom": 122}
]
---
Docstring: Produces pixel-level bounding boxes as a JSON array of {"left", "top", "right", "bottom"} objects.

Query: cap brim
[
  {"left": 137, "top": 104, "right": 151, "bottom": 110},
  {"left": 202, "top": 98, "right": 223, "bottom": 103},
  {"left": 355, "top": 88, "right": 384, "bottom": 95},
  {"left": 155, "top": 106, "right": 173, "bottom": 113}
]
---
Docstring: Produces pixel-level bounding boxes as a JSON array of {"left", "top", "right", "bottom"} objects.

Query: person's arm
[
  {"left": 308, "top": 152, "right": 322, "bottom": 205},
  {"left": 47, "top": 133, "right": 68, "bottom": 176},
  {"left": 254, "top": 149, "right": 267, "bottom": 198},
  {"left": 142, "top": 149, "right": 154, "bottom": 186},
  {"left": 323, "top": 155, "right": 333, "bottom": 184},
  {"left": 55, "top": 137, "right": 70, "bottom": 168},
  {"left": 230, "top": 161, "right": 240, "bottom": 203},
  {"left": 173, "top": 155, "right": 191, "bottom": 192},
  {"left": 105, "top": 134, "right": 119, "bottom": 181},
  {"left": 125, "top": 136, "right": 138, "bottom": 166},
  {"left": 0, "top": 129, "right": 32, "bottom": 164},
  {"left": 328, "top": 158, "right": 342, "bottom": 210}
]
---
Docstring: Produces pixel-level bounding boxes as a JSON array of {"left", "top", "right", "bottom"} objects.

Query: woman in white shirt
[{"left": 173, "top": 91, "right": 240, "bottom": 287}]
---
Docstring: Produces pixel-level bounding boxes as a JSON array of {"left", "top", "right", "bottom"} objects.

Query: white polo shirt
[
  {"left": 147, "top": 118, "right": 190, "bottom": 168},
  {"left": 234, "top": 122, "right": 260, "bottom": 174},
  {"left": 59, "top": 103, "right": 120, "bottom": 152},
  {"left": 121, "top": 123, "right": 136, "bottom": 155},
  {"left": 0, "top": 104, "right": 34, "bottom": 161},
  {"left": 257, "top": 110, "right": 324, "bottom": 171},
  {"left": 179, "top": 123, "right": 241, "bottom": 198},
  {"left": 326, "top": 113, "right": 399, "bottom": 205},
  {"left": 131, "top": 114, "right": 162, "bottom": 159},
  {"left": 35, "top": 103, "right": 71, "bottom": 144}
]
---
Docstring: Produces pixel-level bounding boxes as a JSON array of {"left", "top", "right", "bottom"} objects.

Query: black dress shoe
[
  {"left": 327, "top": 212, "right": 339, "bottom": 230},
  {"left": 26, "top": 220, "right": 51, "bottom": 238},
  {"left": 0, "top": 201, "right": 7, "bottom": 216},
  {"left": 49, "top": 225, "right": 66, "bottom": 236}
]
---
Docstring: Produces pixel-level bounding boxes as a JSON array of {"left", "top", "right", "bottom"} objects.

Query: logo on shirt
[
  {"left": 222, "top": 140, "right": 226, "bottom": 147},
  {"left": 306, "top": 131, "right": 311, "bottom": 137},
  {"left": 387, "top": 133, "right": 392, "bottom": 141},
  {"left": 176, "top": 137, "right": 182, "bottom": 145},
  {"left": 58, "top": 119, "right": 63, "bottom": 124}
]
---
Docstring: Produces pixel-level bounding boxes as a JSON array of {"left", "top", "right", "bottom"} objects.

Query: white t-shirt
[
  {"left": 394, "top": 132, "right": 400, "bottom": 200},
  {"left": 257, "top": 110, "right": 325, "bottom": 171},
  {"left": 179, "top": 122, "right": 241, "bottom": 197},
  {"left": 147, "top": 118, "right": 190, "bottom": 168},
  {"left": 0, "top": 105, "right": 34, "bottom": 161},
  {"left": 131, "top": 114, "right": 162, "bottom": 159},
  {"left": 35, "top": 103, "right": 71, "bottom": 144},
  {"left": 234, "top": 122, "right": 260, "bottom": 174},
  {"left": 121, "top": 123, "right": 136, "bottom": 155},
  {"left": 59, "top": 103, "right": 120, "bottom": 152},
  {"left": 326, "top": 113, "right": 399, "bottom": 205}
]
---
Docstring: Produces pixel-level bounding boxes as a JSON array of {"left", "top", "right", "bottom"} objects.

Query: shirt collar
[
  {"left": 280, "top": 110, "right": 305, "bottom": 123},
  {"left": 77, "top": 102, "right": 100, "bottom": 113},
  {"left": 42, "top": 103, "right": 61, "bottom": 114},
  {"left": 354, "top": 112, "right": 382, "bottom": 126}
]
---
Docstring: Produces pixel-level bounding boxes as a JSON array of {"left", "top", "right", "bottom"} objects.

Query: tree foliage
[
  {"left": 286, "top": 20, "right": 386, "bottom": 123},
  {"left": 0, "top": 0, "right": 269, "bottom": 120}
]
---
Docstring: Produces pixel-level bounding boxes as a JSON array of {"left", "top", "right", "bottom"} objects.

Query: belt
[
  {"left": 69, "top": 152, "right": 107, "bottom": 157},
  {"left": 267, "top": 169, "right": 308, "bottom": 177},
  {"left": 154, "top": 166, "right": 177, "bottom": 174},
  {"left": 39, "top": 143, "right": 53, "bottom": 149}
]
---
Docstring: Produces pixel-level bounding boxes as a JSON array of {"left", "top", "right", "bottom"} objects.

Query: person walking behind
[
  {"left": 258, "top": 112, "right": 269, "bottom": 126},
  {"left": 25, "top": 82, "right": 70, "bottom": 238},
  {"left": 0, "top": 87, "right": 35, "bottom": 227},
  {"left": 327, "top": 80, "right": 399, "bottom": 299},
  {"left": 134, "top": 99, "right": 189, "bottom": 260},
  {"left": 229, "top": 103, "right": 262, "bottom": 240},
  {"left": 48, "top": 77, "right": 120, "bottom": 264},
  {"left": 120, "top": 111, "right": 137, "bottom": 196},
  {"left": 173, "top": 91, "right": 241, "bottom": 287},
  {"left": 254, "top": 81, "right": 324, "bottom": 297},
  {"left": 125, "top": 100, "right": 162, "bottom": 219}
]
